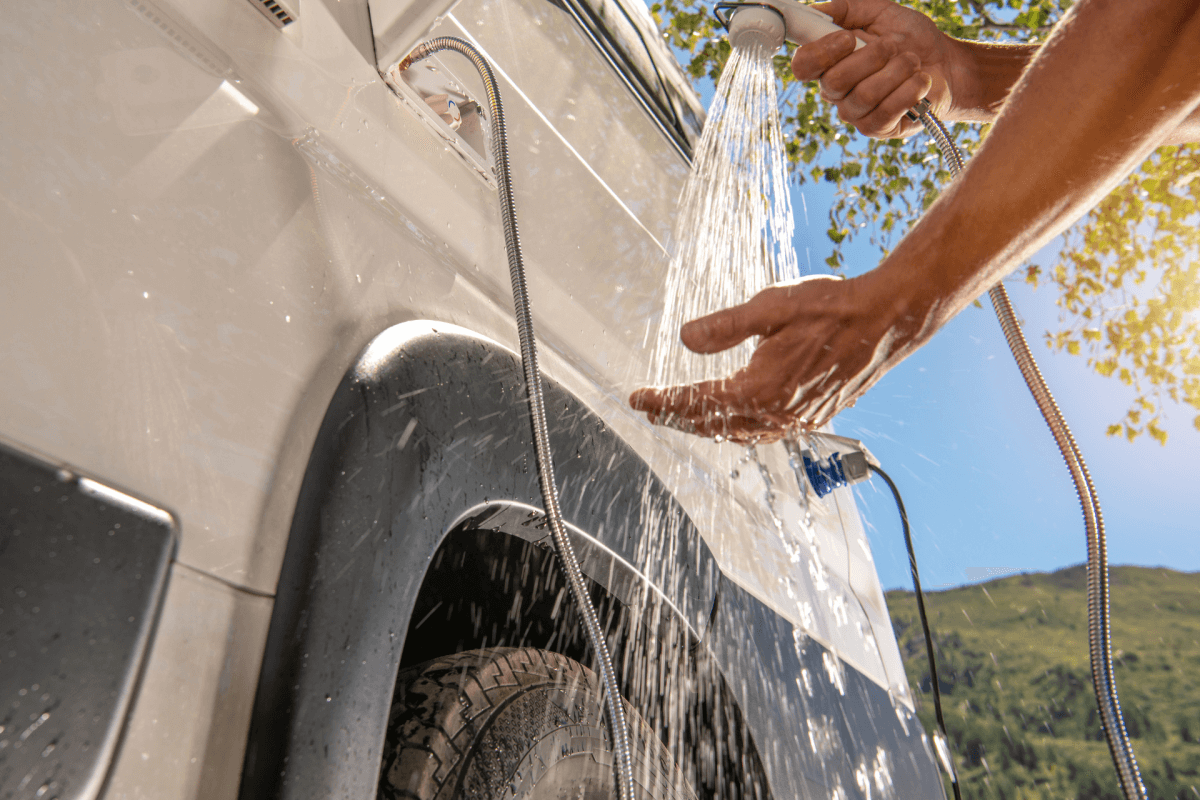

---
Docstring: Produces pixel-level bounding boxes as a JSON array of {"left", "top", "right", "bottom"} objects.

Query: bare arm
[
  {"left": 631, "top": 0, "right": 1200, "bottom": 440},
  {"left": 884, "top": 0, "right": 1200, "bottom": 343},
  {"left": 943, "top": 40, "right": 1036, "bottom": 121},
  {"left": 950, "top": 38, "right": 1200, "bottom": 144}
]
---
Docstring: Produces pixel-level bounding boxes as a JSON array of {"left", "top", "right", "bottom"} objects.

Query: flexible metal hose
[
  {"left": 914, "top": 105, "right": 1147, "bottom": 800},
  {"left": 398, "top": 37, "right": 635, "bottom": 800}
]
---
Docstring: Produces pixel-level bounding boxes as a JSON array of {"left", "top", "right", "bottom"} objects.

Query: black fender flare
[{"left": 237, "top": 320, "right": 721, "bottom": 799}]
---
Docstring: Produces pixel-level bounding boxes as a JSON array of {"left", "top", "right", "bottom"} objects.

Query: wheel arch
[{"left": 237, "top": 320, "right": 768, "bottom": 799}]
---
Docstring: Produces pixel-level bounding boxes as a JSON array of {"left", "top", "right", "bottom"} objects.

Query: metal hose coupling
[
  {"left": 915, "top": 105, "right": 1147, "bottom": 800},
  {"left": 395, "top": 37, "right": 636, "bottom": 800}
]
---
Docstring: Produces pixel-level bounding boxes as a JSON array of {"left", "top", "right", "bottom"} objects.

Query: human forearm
[
  {"left": 946, "top": 34, "right": 1200, "bottom": 144},
  {"left": 872, "top": 0, "right": 1200, "bottom": 347},
  {"left": 943, "top": 40, "right": 1037, "bottom": 122}
]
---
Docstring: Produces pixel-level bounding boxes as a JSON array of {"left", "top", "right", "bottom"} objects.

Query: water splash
[
  {"left": 822, "top": 649, "right": 847, "bottom": 696},
  {"left": 648, "top": 43, "right": 799, "bottom": 388},
  {"left": 747, "top": 445, "right": 783, "bottom": 532}
]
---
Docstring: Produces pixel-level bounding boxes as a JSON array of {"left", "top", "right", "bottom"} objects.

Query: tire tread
[{"left": 378, "top": 647, "right": 694, "bottom": 800}]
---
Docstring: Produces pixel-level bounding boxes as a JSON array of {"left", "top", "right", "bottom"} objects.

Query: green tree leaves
[
  {"left": 651, "top": 0, "right": 1200, "bottom": 442},
  {"left": 1030, "top": 144, "right": 1200, "bottom": 444}
]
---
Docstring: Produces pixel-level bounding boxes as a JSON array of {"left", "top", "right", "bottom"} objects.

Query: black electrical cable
[{"left": 869, "top": 463, "right": 963, "bottom": 800}]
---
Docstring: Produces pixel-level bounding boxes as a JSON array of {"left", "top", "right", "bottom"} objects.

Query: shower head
[
  {"left": 715, "top": 1, "right": 864, "bottom": 52},
  {"left": 726, "top": 6, "right": 786, "bottom": 52}
]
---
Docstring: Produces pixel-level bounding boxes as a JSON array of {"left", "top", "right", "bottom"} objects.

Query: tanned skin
[{"left": 630, "top": 0, "right": 1200, "bottom": 442}]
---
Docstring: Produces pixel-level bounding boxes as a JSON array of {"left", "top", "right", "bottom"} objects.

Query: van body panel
[{"left": 0, "top": 0, "right": 942, "bottom": 795}]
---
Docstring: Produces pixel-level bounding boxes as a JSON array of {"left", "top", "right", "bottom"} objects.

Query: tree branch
[{"left": 965, "top": 0, "right": 1054, "bottom": 35}]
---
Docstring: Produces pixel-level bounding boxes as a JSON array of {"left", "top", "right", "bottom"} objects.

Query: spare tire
[{"left": 378, "top": 647, "right": 697, "bottom": 800}]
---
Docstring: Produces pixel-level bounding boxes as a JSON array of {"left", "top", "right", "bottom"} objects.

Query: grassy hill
[{"left": 886, "top": 566, "right": 1200, "bottom": 799}]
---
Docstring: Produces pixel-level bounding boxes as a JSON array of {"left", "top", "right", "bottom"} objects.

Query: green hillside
[{"left": 886, "top": 566, "right": 1200, "bottom": 799}]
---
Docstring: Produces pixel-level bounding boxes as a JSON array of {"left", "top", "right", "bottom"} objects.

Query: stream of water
[{"left": 648, "top": 43, "right": 800, "bottom": 388}]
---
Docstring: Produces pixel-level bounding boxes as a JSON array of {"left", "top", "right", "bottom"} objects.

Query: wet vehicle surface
[{"left": 0, "top": 0, "right": 943, "bottom": 797}]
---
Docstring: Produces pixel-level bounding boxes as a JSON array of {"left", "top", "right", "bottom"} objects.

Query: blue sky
[
  {"left": 661, "top": 26, "right": 1200, "bottom": 591},
  {"left": 802, "top": 176, "right": 1200, "bottom": 591}
]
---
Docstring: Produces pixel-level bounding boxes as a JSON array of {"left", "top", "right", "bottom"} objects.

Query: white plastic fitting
[
  {"left": 725, "top": 0, "right": 865, "bottom": 52},
  {"left": 727, "top": 6, "right": 786, "bottom": 51}
]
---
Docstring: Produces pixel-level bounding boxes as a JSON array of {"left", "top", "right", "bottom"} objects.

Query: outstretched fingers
[
  {"left": 630, "top": 273, "right": 898, "bottom": 442},
  {"left": 629, "top": 355, "right": 806, "bottom": 442},
  {"left": 629, "top": 379, "right": 750, "bottom": 421},
  {"left": 681, "top": 289, "right": 783, "bottom": 354},
  {"left": 682, "top": 276, "right": 846, "bottom": 354}
]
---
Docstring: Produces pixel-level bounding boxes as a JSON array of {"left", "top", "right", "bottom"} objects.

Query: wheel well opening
[
  {"left": 398, "top": 527, "right": 595, "bottom": 671},
  {"left": 394, "top": 527, "right": 771, "bottom": 799}
]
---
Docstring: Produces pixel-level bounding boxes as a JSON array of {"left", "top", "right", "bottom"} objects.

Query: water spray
[
  {"left": 396, "top": 38, "right": 636, "bottom": 800},
  {"left": 712, "top": 5, "right": 1147, "bottom": 799}
]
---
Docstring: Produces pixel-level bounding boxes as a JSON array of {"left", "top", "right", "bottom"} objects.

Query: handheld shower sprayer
[
  {"left": 716, "top": 1, "right": 935, "bottom": 121},
  {"left": 720, "top": 6, "right": 787, "bottom": 51},
  {"left": 716, "top": 0, "right": 864, "bottom": 52}
]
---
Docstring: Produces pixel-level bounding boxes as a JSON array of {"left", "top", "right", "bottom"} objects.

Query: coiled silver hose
[
  {"left": 914, "top": 105, "right": 1147, "bottom": 800},
  {"left": 399, "top": 37, "right": 636, "bottom": 800}
]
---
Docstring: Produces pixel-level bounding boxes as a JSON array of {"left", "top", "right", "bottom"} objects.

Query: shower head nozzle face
[{"left": 727, "top": 6, "right": 786, "bottom": 53}]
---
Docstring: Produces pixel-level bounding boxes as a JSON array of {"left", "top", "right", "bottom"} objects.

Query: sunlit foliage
[
  {"left": 1026, "top": 146, "right": 1200, "bottom": 445},
  {"left": 888, "top": 567, "right": 1200, "bottom": 799},
  {"left": 651, "top": 0, "right": 1200, "bottom": 442}
]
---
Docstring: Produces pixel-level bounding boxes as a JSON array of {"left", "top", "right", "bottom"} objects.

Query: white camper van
[{"left": 0, "top": 0, "right": 944, "bottom": 797}]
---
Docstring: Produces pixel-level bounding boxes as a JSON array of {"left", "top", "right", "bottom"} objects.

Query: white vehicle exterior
[{"left": 0, "top": 0, "right": 942, "bottom": 797}]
